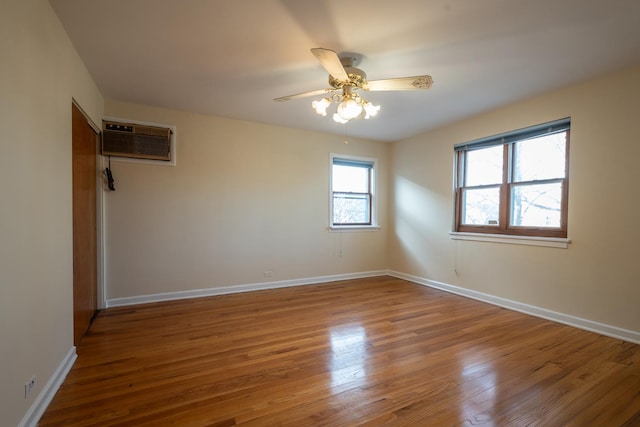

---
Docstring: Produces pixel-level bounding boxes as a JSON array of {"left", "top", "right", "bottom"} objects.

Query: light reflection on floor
[
  {"left": 459, "top": 349, "right": 497, "bottom": 424},
  {"left": 328, "top": 325, "right": 368, "bottom": 390}
]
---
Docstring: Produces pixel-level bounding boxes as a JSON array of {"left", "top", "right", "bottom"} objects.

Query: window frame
[
  {"left": 330, "top": 154, "right": 378, "bottom": 229},
  {"left": 454, "top": 119, "right": 570, "bottom": 238}
]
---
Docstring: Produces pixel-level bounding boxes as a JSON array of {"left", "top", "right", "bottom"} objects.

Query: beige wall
[
  {"left": 103, "top": 100, "right": 390, "bottom": 301},
  {"left": 390, "top": 65, "right": 640, "bottom": 332},
  {"left": 0, "top": 0, "right": 104, "bottom": 425}
]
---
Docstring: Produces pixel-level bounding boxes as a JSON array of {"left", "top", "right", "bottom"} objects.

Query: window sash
[
  {"left": 510, "top": 180, "right": 564, "bottom": 228},
  {"left": 455, "top": 119, "right": 570, "bottom": 238},
  {"left": 460, "top": 185, "right": 501, "bottom": 226},
  {"left": 332, "top": 191, "right": 372, "bottom": 225}
]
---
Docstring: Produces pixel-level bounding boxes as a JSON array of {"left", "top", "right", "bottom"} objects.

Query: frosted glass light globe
[
  {"left": 311, "top": 97, "right": 331, "bottom": 116},
  {"left": 336, "top": 98, "right": 363, "bottom": 120}
]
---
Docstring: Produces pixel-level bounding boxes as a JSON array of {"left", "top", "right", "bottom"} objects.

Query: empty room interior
[{"left": 2, "top": 1, "right": 640, "bottom": 426}]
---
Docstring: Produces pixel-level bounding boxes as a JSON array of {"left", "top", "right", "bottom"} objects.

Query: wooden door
[{"left": 72, "top": 103, "right": 98, "bottom": 346}]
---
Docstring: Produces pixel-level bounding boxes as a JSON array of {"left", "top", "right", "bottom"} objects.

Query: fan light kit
[
  {"left": 312, "top": 88, "right": 380, "bottom": 124},
  {"left": 275, "top": 48, "right": 433, "bottom": 124}
]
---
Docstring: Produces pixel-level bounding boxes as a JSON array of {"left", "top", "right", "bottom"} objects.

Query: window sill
[
  {"left": 329, "top": 225, "right": 380, "bottom": 232},
  {"left": 449, "top": 232, "right": 571, "bottom": 248}
]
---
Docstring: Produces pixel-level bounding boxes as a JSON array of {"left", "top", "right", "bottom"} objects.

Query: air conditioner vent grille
[{"left": 102, "top": 120, "right": 172, "bottom": 161}]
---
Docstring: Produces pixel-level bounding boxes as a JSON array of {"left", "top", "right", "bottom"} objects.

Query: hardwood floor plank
[{"left": 39, "top": 277, "right": 640, "bottom": 426}]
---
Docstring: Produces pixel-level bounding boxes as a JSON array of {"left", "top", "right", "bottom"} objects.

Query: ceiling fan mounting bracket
[{"left": 338, "top": 52, "right": 363, "bottom": 68}]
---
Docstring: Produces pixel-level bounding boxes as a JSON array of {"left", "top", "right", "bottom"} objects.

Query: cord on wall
[{"left": 104, "top": 156, "right": 115, "bottom": 191}]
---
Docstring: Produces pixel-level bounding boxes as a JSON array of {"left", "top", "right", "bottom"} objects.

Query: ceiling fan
[{"left": 274, "top": 48, "right": 433, "bottom": 124}]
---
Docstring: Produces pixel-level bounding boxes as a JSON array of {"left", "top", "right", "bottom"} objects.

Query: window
[
  {"left": 330, "top": 155, "right": 376, "bottom": 228},
  {"left": 454, "top": 118, "right": 570, "bottom": 238}
]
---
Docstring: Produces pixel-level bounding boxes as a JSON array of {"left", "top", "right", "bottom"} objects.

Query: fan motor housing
[{"left": 329, "top": 66, "right": 367, "bottom": 89}]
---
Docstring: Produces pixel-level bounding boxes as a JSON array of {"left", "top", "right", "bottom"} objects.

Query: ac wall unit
[{"left": 102, "top": 120, "right": 172, "bottom": 161}]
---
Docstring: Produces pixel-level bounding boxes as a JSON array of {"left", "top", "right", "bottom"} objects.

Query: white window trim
[
  {"left": 329, "top": 153, "right": 378, "bottom": 230},
  {"left": 449, "top": 231, "right": 571, "bottom": 248},
  {"left": 329, "top": 225, "right": 381, "bottom": 232}
]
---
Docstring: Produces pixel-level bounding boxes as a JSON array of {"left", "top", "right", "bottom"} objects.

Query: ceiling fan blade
[
  {"left": 311, "top": 48, "right": 349, "bottom": 82},
  {"left": 365, "top": 75, "right": 433, "bottom": 91},
  {"left": 274, "top": 88, "right": 337, "bottom": 102}
]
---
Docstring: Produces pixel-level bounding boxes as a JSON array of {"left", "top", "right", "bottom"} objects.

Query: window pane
[
  {"left": 333, "top": 193, "right": 370, "bottom": 224},
  {"left": 462, "top": 187, "right": 500, "bottom": 225},
  {"left": 511, "top": 182, "right": 562, "bottom": 227},
  {"left": 332, "top": 164, "right": 369, "bottom": 192},
  {"left": 465, "top": 145, "right": 503, "bottom": 186},
  {"left": 513, "top": 133, "right": 566, "bottom": 182}
]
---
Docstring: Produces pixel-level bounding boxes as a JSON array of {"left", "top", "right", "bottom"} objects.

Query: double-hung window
[
  {"left": 454, "top": 118, "right": 570, "bottom": 238},
  {"left": 330, "top": 155, "right": 376, "bottom": 228}
]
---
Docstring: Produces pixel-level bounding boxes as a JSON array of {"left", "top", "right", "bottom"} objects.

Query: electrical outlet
[
  {"left": 263, "top": 270, "right": 273, "bottom": 278},
  {"left": 25, "top": 376, "right": 35, "bottom": 399}
]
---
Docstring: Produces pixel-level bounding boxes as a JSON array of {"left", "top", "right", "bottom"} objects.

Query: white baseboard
[
  {"left": 107, "top": 269, "right": 640, "bottom": 344},
  {"left": 18, "top": 347, "right": 77, "bottom": 427},
  {"left": 389, "top": 270, "right": 640, "bottom": 345},
  {"left": 106, "top": 270, "right": 389, "bottom": 308}
]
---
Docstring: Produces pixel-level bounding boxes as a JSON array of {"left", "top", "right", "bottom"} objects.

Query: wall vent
[{"left": 102, "top": 120, "right": 172, "bottom": 161}]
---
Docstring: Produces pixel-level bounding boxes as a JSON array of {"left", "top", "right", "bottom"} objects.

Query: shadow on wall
[{"left": 393, "top": 175, "right": 453, "bottom": 276}]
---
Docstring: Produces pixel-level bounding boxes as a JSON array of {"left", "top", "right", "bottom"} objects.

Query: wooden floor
[{"left": 40, "top": 277, "right": 640, "bottom": 426}]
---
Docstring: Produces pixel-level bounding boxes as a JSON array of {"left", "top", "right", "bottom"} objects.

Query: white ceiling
[{"left": 50, "top": 0, "right": 640, "bottom": 142}]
